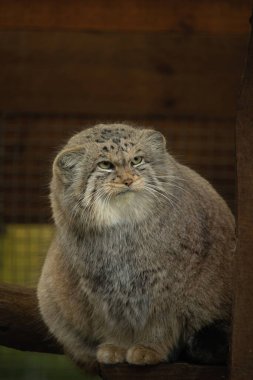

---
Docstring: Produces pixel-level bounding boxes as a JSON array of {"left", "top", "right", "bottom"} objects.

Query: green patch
[
  {"left": 0, "top": 224, "right": 54, "bottom": 286},
  {"left": 0, "top": 347, "right": 99, "bottom": 380}
]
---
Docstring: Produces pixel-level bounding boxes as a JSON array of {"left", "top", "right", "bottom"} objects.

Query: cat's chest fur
[{"left": 71, "top": 226, "right": 173, "bottom": 328}]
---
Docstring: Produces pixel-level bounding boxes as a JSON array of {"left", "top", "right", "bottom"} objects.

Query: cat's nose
[{"left": 123, "top": 178, "right": 133, "bottom": 187}]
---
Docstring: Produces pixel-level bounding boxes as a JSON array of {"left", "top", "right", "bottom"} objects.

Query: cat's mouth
[
  {"left": 110, "top": 184, "right": 143, "bottom": 198},
  {"left": 110, "top": 179, "right": 144, "bottom": 197},
  {"left": 115, "top": 187, "right": 134, "bottom": 196}
]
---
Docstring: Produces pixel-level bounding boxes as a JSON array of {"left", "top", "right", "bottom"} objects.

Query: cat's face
[{"left": 52, "top": 124, "right": 171, "bottom": 229}]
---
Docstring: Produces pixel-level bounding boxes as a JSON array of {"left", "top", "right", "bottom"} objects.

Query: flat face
[{"left": 55, "top": 124, "right": 175, "bottom": 228}]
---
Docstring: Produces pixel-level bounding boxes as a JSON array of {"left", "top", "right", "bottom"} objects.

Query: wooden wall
[{"left": 0, "top": 0, "right": 251, "bottom": 223}]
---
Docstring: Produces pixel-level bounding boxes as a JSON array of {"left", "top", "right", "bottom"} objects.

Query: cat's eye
[
  {"left": 98, "top": 161, "right": 114, "bottom": 171},
  {"left": 131, "top": 156, "right": 143, "bottom": 166}
]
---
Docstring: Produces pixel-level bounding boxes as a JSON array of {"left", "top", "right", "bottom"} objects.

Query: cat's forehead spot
[
  {"left": 97, "top": 137, "right": 136, "bottom": 154},
  {"left": 98, "top": 126, "right": 134, "bottom": 141},
  {"left": 112, "top": 137, "right": 121, "bottom": 144},
  {"left": 113, "top": 138, "right": 136, "bottom": 153},
  {"left": 90, "top": 125, "right": 140, "bottom": 154}
]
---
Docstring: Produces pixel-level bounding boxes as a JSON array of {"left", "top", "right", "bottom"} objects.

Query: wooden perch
[
  {"left": 0, "top": 283, "right": 62, "bottom": 354},
  {"left": 0, "top": 282, "right": 227, "bottom": 379},
  {"left": 98, "top": 362, "right": 227, "bottom": 380}
]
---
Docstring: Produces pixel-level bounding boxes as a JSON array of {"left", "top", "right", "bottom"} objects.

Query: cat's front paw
[
  {"left": 97, "top": 344, "right": 126, "bottom": 364},
  {"left": 126, "top": 345, "right": 167, "bottom": 365}
]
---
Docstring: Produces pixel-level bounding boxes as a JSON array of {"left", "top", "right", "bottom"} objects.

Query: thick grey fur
[{"left": 37, "top": 123, "right": 235, "bottom": 371}]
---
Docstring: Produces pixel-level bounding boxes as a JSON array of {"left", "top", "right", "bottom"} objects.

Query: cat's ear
[
  {"left": 53, "top": 146, "right": 86, "bottom": 182},
  {"left": 143, "top": 130, "right": 166, "bottom": 152}
]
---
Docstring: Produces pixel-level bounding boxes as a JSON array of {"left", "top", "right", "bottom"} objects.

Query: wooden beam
[
  {"left": 99, "top": 362, "right": 227, "bottom": 380},
  {"left": 0, "top": 283, "right": 62, "bottom": 354},
  {"left": 230, "top": 7, "right": 253, "bottom": 380},
  {"left": 0, "top": 0, "right": 251, "bottom": 34}
]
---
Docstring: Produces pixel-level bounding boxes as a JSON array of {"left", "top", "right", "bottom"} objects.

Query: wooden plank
[
  {"left": 0, "top": 31, "right": 248, "bottom": 118},
  {"left": 99, "top": 362, "right": 227, "bottom": 380},
  {"left": 0, "top": 0, "right": 251, "bottom": 34},
  {"left": 1, "top": 116, "right": 235, "bottom": 223},
  {"left": 230, "top": 8, "right": 253, "bottom": 380}
]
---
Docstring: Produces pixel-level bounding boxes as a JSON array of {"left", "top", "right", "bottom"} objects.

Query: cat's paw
[
  {"left": 97, "top": 344, "right": 126, "bottom": 364},
  {"left": 126, "top": 345, "right": 167, "bottom": 365}
]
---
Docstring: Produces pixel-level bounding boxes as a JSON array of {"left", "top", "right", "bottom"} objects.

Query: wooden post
[{"left": 230, "top": 9, "right": 253, "bottom": 380}]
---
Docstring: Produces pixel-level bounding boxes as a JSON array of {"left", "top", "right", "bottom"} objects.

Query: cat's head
[{"left": 51, "top": 123, "right": 174, "bottom": 230}]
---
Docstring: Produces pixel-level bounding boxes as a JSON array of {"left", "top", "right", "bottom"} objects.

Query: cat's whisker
[
  {"left": 143, "top": 184, "right": 181, "bottom": 214},
  {"left": 83, "top": 190, "right": 106, "bottom": 226},
  {"left": 146, "top": 170, "right": 192, "bottom": 199},
  {"left": 146, "top": 182, "right": 180, "bottom": 203},
  {"left": 89, "top": 190, "right": 107, "bottom": 209},
  {"left": 143, "top": 187, "right": 181, "bottom": 218},
  {"left": 85, "top": 186, "right": 107, "bottom": 206},
  {"left": 152, "top": 180, "right": 193, "bottom": 203},
  {"left": 68, "top": 197, "right": 83, "bottom": 224},
  {"left": 155, "top": 175, "right": 187, "bottom": 182},
  {"left": 146, "top": 182, "right": 182, "bottom": 210},
  {"left": 170, "top": 183, "right": 193, "bottom": 199}
]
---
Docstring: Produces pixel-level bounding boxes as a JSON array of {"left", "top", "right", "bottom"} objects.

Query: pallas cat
[{"left": 37, "top": 123, "right": 235, "bottom": 372}]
